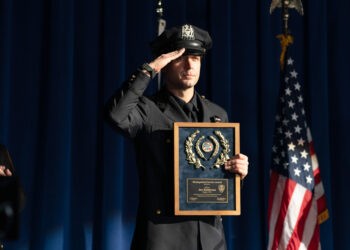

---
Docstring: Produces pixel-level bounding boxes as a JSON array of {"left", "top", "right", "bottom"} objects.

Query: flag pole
[
  {"left": 156, "top": 0, "right": 166, "bottom": 90},
  {"left": 282, "top": 0, "right": 290, "bottom": 36}
]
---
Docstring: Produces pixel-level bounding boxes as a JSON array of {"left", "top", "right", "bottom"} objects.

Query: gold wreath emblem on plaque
[{"left": 185, "top": 130, "right": 230, "bottom": 170}]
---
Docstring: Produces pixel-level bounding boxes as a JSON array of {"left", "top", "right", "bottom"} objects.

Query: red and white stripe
[
  {"left": 307, "top": 128, "right": 327, "bottom": 221},
  {"left": 267, "top": 129, "right": 328, "bottom": 250}
]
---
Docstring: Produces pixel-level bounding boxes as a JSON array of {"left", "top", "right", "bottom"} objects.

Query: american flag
[{"left": 267, "top": 40, "right": 329, "bottom": 250}]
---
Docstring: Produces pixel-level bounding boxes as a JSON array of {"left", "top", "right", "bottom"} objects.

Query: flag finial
[
  {"left": 270, "top": 0, "right": 304, "bottom": 16},
  {"left": 270, "top": 0, "right": 304, "bottom": 36}
]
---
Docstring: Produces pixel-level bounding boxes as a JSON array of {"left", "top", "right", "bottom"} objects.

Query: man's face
[{"left": 163, "top": 55, "right": 202, "bottom": 90}]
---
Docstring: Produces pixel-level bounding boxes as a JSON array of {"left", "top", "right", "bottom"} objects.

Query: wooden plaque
[{"left": 174, "top": 122, "right": 241, "bottom": 216}]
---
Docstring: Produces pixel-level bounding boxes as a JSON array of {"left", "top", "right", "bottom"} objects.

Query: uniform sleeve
[{"left": 104, "top": 69, "right": 152, "bottom": 139}]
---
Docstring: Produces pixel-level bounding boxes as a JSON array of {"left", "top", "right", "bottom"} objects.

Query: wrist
[
  {"left": 140, "top": 63, "right": 156, "bottom": 79},
  {"left": 141, "top": 69, "right": 151, "bottom": 78},
  {"left": 148, "top": 62, "right": 159, "bottom": 73}
]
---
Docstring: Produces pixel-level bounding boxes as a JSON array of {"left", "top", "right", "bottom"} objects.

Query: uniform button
[
  {"left": 201, "top": 95, "right": 205, "bottom": 99},
  {"left": 156, "top": 209, "right": 161, "bottom": 215},
  {"left": 166, "top": 138, "right": 171, "bottom": 143},
  {"left": 129, "top": 75, "right": 136, "bottom": 83}
]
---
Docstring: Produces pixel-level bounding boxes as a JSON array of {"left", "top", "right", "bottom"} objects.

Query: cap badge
[{"left": 181, "top": 24, "right": 195, "bottom": 40}]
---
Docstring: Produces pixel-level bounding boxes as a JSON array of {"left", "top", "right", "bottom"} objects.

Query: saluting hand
[
  {"left": 0, "top": 165, "right": 12, "bottom": 176},
  {"left": 148, "top": 48, "right": 186, "bottom": 73},
  {"left": 224, "top": 153, "right": 249, "bottom": 180}
]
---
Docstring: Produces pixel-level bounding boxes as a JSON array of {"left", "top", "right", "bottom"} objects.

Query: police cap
[{"left": 150, "top": 24, "right": 212, "bottom": 57}]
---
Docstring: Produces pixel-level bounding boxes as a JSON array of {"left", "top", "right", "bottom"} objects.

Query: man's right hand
[{"left": 148, "top": 48, "right": 186, "bottom": 74}]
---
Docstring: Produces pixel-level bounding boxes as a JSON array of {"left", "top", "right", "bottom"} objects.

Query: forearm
[
  {"left": 104, "top": 48, "right": 186, "bottom": 137},
  {"left": 104, "top": 69, "right": 151, "bottom": 137}
]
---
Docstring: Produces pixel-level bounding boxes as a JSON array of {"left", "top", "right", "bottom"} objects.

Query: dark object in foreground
[{"left": 0, "top": 176, "right": 20, "bottom": 241}]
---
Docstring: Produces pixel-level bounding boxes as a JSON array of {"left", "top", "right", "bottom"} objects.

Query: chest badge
[{"left": 211, "top": 116, "right": 222, "bottom": 123}]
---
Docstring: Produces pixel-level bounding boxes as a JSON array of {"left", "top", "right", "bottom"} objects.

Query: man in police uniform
[{"left": 105, "top": 24, "right": 249, "bottom": 250}]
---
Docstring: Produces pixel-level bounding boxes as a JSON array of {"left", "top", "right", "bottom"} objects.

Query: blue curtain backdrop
[{"left": 0, "top": 0, "right": 349, "bottom": 249}]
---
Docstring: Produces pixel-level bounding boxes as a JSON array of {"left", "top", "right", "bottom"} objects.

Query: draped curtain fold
[{"left": 1, "top": 0, "right": 349, "bottom": 249}]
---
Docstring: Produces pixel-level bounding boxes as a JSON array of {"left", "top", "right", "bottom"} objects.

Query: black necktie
[{"left": 184, "top": 102, "right": 198, "bottom": 122}]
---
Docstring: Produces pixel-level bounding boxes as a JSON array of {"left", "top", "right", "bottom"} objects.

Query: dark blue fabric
[{"left": 0, "top": 0, "right": 349, "bottom": 249}]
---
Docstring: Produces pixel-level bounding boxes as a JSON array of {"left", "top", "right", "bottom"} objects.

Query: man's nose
[{"left": 184, "top": 57, "right": 193, "bottom": 69}]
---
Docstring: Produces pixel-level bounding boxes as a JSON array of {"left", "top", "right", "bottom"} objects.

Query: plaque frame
[{"left": 174, "top": 122, "right": 241, "bottom": 216}]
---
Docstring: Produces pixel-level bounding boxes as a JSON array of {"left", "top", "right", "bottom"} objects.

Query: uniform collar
[
  {"left": 167, "top": 90, "right": 199, "bottom": 113},
  {"left": 154, "top": 87, "right": 214, "bottom": 123}
]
